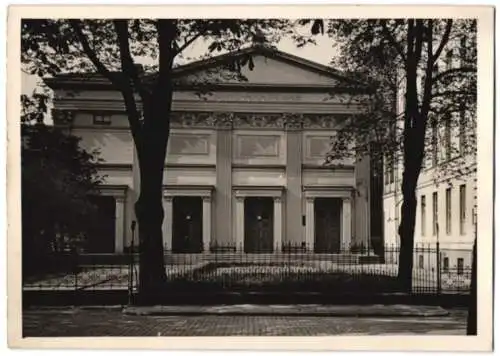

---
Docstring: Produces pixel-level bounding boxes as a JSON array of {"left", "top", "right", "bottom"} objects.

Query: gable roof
[{"left": 44, "top": 45, "right": 369, "bottom": 92}]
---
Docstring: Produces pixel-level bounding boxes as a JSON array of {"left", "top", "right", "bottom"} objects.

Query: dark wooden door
[
  {"left": 314, "top": 198, "right": 342, "bottom": 253},
  {"left": 172, "top": 196, "right": 203, "bottom": 253},
  {"left": 87, "top": 195, "right": 116, "bottom": 253},
  {"left": 244, "top": 197, "right": 274, "bottom": 253}
]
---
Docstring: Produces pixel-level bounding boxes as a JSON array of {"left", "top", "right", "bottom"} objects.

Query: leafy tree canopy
[
  {"left": 22, "top": 95, "right": 105, "bottom": 259},
  {"left": 308, "top": 19, "right": 477, "bottom": 183}
]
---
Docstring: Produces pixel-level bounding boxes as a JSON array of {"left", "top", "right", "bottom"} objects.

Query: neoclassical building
[{"left": 46, "top": 46, "right": 378, "bottom": 254}]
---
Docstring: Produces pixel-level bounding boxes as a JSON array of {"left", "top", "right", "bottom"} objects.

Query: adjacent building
[{"left": 382, "top": 38, "right": 477, "bottom": 270}]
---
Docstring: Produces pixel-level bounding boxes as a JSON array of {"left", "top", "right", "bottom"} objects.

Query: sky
[{"left": 21, "top": 31, "right": 337, "bottom": 95}]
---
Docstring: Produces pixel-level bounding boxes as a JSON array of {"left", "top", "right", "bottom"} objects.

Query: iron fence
[{"left": 23, "top": 242, "right": 473, "bottom": 297}]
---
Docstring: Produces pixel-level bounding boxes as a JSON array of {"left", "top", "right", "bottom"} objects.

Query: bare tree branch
[
  {"left": 413, "top": 20, "right": 424, "bottom": 64},
  {"left": 113, "top": 20, "right": 149, "bottom": 101},
  {"left": 69, "top": 20, "right": 120, "bottom": 87},
  {"left": 176, "top": 21, "right": 213, "bottom": 55},
  {"left": 156, "top": 20, "right": 177, "bottom": 84},
  {"left": 432, "top": 19, "right": 453, "bottom": 63},
  {"left": 420, "top": 19, "right": 434, "bottom": 118}
]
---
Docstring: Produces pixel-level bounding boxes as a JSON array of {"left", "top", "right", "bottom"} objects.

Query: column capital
[
  {"left": 115, "top": 196, "right": 126, "bottom": 204},
  {"left": 306, "top": 197, "right": 315, "bottom": 203},
  {"left": 202, "top": 196, "right": 212, "bottom": 203},
  {"left": 236, "top": 196, "right": 245, "bottom": 202},
  {"left": 164, "top": 196, "right": 173, "bottom": 203},
  {"left": 273, "top": 196, "right": 282, "bottom": 203}
]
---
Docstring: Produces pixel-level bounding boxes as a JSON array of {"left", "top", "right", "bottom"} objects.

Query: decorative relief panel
[
  {"left": 302, "top": 114, "right": 349, "bottom": 129},
  {"left": 306, "top": 136, "right": 332, "bottom": 158},
  {"left": 233, "top": 113, "right": 284, "bottom": 129},
  {"left": 168, "top": 134, "right": 210, "bottom": 155},
  {"left": 169, "top": 111, "right": 350, "bottom": 131},
  {"left": 170, "top": 111, "right": 216, "bottom": 128},
  {"left": 237, "top": 135, "right": 280, "bottom": 158}
]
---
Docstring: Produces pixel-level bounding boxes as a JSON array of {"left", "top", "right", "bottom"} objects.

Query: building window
[
  {"left": 431, "top": 118, "right": 438, "bottom": 167},
  {"left": 459, "top": 105, "right": 467, "bottom": 156},
  {"left": 93, "top": 114, "right": 112, "bottom": 125},
  {"left": 418, "top": 255, "right": 424, "bottom": 269},
  {"left": 444, "top": 114, "right": 452, "bottom": 161},
  {"left": 385, "top": 154, "right": 395, "bottom": 185},
  {"left": 445, "top": 188, "right": 452, "bottom": 235},
  {"left": 443, "top": 257, "right": 449, "bottom": 272},
  {"left": 421, "top": 195, "right": 426, "bottom": 236},
  {"left": 457, "top": 258, "right": 464, "bottom": 275},
  {"left": 459, "top": 184, "right": 467, "bottom": 235},
  {"left": 432, "top": 192, "right": 438, "bottom": 236}
]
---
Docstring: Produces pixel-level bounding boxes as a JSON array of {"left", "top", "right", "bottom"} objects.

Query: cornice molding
[
  {"left": 232, "top": 164, "right": 286, "bottom": 170},
  {"left": 302, "top": 164, "right": 355, "bottom": 171},
  {"left": 57, "top": 109, "right": 355, "bottom": 132},
  {"left": 98, "top": 163, "right": 133, "bottom": 170},
  {"left": 98, "top": 184, "right": 129, "bottom": 197},
  {"left": 164, "top": 163, "right": 216, "bottom": 169},
  {"left": 163, "top": 184, "right": 215, "bottom": 191}
]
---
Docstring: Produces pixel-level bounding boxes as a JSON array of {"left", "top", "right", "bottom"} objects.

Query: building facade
[
  {"left": 382, "top": 38, "right": 477, "bottom": 270},
  {"left": 46, "top": 47, "right": 376, "bottom": 255}
]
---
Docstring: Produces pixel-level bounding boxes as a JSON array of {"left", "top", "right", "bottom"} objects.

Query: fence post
[
  {"left": 436, "top": 241, "right": 441, "bottom": 295},
  {"left": 71, "top": 246, "right": 79, "bottom": 304}
]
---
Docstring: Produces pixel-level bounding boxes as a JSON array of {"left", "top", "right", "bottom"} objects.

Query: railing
[{"left": 22, "top": 242, "right": 472, "bottom": 296}]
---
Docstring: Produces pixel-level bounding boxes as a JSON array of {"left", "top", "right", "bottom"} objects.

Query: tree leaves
[
  {"left": 317, "top": 19, "right": 476, "bottom": 181},
  {"left": 22, "top": 121, "right": 104, "bottom": 255}
]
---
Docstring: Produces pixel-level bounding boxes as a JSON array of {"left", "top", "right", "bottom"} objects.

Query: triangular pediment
[
  {"left": 172, "top": 46, "right": 361, "bottom": 89},
  {"left": 45, "top": 46, "right": 367, "bottom": 92}
]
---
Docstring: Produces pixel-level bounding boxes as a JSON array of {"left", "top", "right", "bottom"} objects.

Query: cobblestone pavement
[{"left": 22, "top": 308, "right": 467, "bottom": 336}]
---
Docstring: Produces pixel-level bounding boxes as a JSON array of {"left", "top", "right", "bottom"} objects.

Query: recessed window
[
  {"left": 418, "top": 255, "right": 424, "bottom": 269},
  {"left": 431, "top": 119, "right": 438, "bottom": 167},
  {"left": 445, "top": 188, "right": 452, "bottom": 235},
  {"left": 93, "top": 114, "right": 112, "bottom": 125},
  {"left": 421, "top": 195, "right": 426, "bottom": 236},
  {"left": 432, "top": 192, "right": 438, "bottom": 236},
  {"left": 457, "top": 258, "right": 464, "bottom": 275},
  {"left": 459, "top": 184, "right": 467, "bottom": 235},
  {"left": 443, "top": 257, "right": 449, "bottom": 272}
]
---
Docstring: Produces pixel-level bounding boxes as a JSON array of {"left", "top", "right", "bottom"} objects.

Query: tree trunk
[
  {"left": 397, "top": 168, "right": 418, "bottom": 292},
  {"left": 466, "top": 237, "right": 477, "bottom": 335},
  {"left": 134, "top": 110, "right": 170, "bottom": 295},
  {"left": 396, "top": 22, "right": 427, "bottom": 291}
]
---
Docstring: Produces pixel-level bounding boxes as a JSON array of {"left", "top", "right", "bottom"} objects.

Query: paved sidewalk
[
  {"left": 22, "top": 307, "right": 467, "bottom": 336},
  {"left": 123, "top": 304, "right": 450, "bottom": 317}
]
